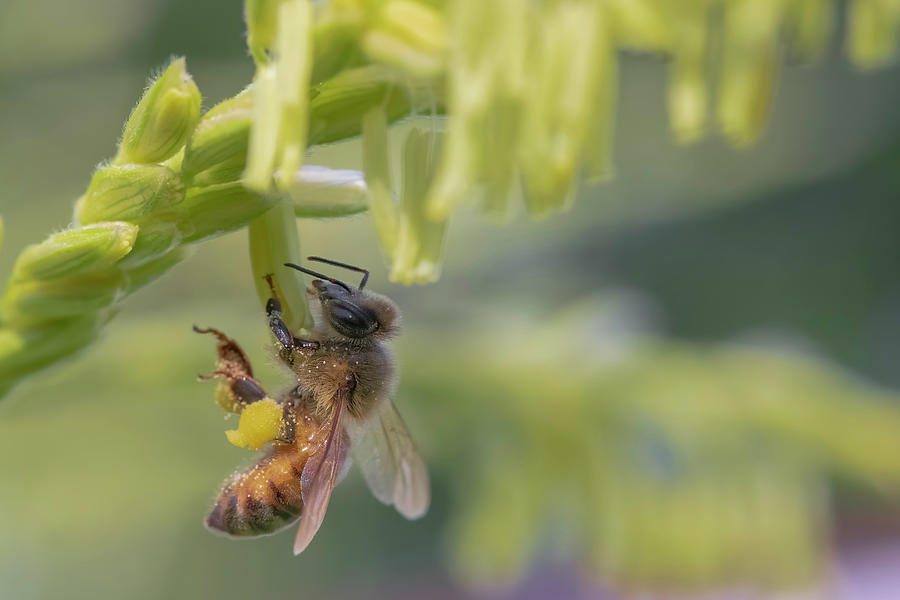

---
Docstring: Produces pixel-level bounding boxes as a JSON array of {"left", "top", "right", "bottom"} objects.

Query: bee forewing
[
  {"left": 346, "top": 400, "right": 430, "bottom": 520},
  {"left": 293, "top": 397, "right": 347, "bottom": 555}
]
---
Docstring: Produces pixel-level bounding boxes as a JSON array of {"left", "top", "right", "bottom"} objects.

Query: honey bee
[{"left": 195, "top": 257, "right": 429, "bottom": 554}]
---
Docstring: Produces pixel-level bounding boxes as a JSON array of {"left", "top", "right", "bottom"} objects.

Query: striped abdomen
[{"left": 206, "top": 441, "right": 309, "bottom": 537}]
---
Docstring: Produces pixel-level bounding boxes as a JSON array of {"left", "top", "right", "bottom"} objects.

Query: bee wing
[
  {"left": 346, "top": 400, "right": 430, "bottom": 520},
  {"left": 293, "top": 391, "right": 348, "bottom": 555}
]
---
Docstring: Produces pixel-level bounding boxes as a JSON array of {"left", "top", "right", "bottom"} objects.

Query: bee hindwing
[{"left": 346, "top": 400, "right": 430, "bottom": 520}]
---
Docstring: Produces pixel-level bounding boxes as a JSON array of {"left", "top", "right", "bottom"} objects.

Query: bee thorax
[{"left": 291, "top": 342, "right": 394, "bottom": 420}]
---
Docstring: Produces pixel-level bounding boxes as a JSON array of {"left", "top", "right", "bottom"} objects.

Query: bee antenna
[
  {"left": 283, "top": 263, "right": 353, "bottom": 294},
  {"left": 306, "top": 256, "right": 369, "bottom": 290}
]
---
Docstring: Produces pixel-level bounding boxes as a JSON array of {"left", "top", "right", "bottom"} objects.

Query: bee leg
[
  {"left": 277, "top": 404, "right": 297, "bottom": 444},
  {"left": 292, "top": 337, "right": 320, "bottom": 350},
  {"left": 230, "top": 376, "right": 268, "bottom": 405},
  {"left": 266, "top": 298, "right": 294, "bottom": 350},
  {"left": 266, "top": 297, "right": 321, "bottom": 363}
]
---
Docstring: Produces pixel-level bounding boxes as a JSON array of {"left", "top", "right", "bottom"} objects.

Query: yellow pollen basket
[{"left": 225, "top": 398, "right": 283, "bottom": 450}]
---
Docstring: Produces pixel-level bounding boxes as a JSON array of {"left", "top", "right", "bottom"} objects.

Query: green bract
[
  {"left": 76, "top": 164, "right": 184, "bottom": 224},
  {"left": 182, "top": 89, "right": 254, "bottom": 186},
  {"left": 10, "top": 222, "right": 138, "bottom": 282},
  {"left": 116, "top": 58, "right": 202, "bottom": 165}
]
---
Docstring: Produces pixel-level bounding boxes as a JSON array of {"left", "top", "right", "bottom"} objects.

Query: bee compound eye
[
  {"left": 331, "top": 306, "right": 362, "bottom": 327},
  {"left": 327, "top": 300, "right": 378, "bottom": 338}
]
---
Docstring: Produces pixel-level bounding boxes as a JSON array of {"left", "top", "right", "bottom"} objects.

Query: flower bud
[
  {"left": 668, "top": 12, "right": 707, "bottom": 144},
  {"left": 122, "top": 247, "right": 192, "bottom": 293},
  {"left": 309, "top": 65, "right": 412, "bottom": 146},
  {"left": 116, "top": 58, "right": 202, "bottom": 165},
  {"left": 2, "top": 271, "right": 124, "bottom": 324},
  {"left": 117, "top": 222, "right": 181, "bottom": 269},
  {"left": 244, "top": 0, "right": 314, "bottom": 192},
  {"left": 363, "top": 1, "right": 447, "bottom": 78},
  {"left": 182, "top": 88, "right": 253, "bottom": 186},
  {"left": 76, "top": 164, "right": 184, "bottom": 225},
  {"left": 11, "top": 222, "right": 138, "bottom": 282},
  {"left": 786, "top": 0, "right": 832, "bottom": 62},
  {"left": 0, "top": 316, "right": 100, "bottom": 385},
  {"left": 362, "top": 106, "right": 398, "bottom": 255},
  {"left": 848, "top": 0, "right": 900, "bottom": 69},
  {"left": 288, "top": 165, "right": 368, "bottom": 217},
  {"left": 717, "top": 0, "right": 781, "bottom": 146},
  {"left": 248, "top": 201, "right": 311, "bottom": 331},
  {"left": 390, "top": 128, "right": 447, "bottom": 285},
  {"left": 177, "top": 183, "right": 277, "bottom": 243},
  {"left": 245, "top": 0, "right": 290, "bottom": 65}
]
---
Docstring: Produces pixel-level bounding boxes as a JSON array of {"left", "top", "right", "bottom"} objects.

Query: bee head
[{"left": 285, "top": 258, "right": 400, "bottom": 341}]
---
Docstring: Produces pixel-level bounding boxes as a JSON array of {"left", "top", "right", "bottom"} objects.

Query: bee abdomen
[{"left": 206, "top": 445, "right": 307, "bottom": 537}]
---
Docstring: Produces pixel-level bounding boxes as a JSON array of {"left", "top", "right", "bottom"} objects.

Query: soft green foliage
[
  {"left": 404, "top": 302, "right": 900, "bottom": 589},
  {"left": 4, "top": 298, "right": 899, "bottom": 595}
]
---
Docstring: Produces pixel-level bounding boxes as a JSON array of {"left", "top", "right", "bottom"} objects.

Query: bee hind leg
[{"left": 195, "top": 325, "right": 269, "bottom": 413}]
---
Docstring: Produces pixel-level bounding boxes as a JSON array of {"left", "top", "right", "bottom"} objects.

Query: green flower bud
[
  {"left": 244, "top": 0, "right": 314, "bottom": 192},
  {"left": 11, "top": 222, "right": 138, "bottom": 282},
  {"left": 116, "top": 58, "right": 202, "bottom": 165},
  {"left": 123, "top": 247, "right": 192, "bottom": 293},
  {"left": 786, "top": 0, "right": 833, "bottom": 62},
  {"left": 848, "top": 0, "right": 900, "bottom": 69},
  {"left": 0, "top": 316, "right": 100, "bottom": 387},
  {"left": 390, "top": 128, "right": 447, "bottom": 285},
  {"left": 183, "top": 88, "right": 254, "bottom": 186},
  {"left": 310, "top": 19, "right": 365, "bottom": 86},
  {"left": 668, "top": 10, "right": 708, "bottom": 144},
  {"left": 245, "top": 0, "right": 290, "bottom": 65},
  {"left": 117, "top": 222, "right": 182, "bottom": 269},
  {"left": 717, "top": 0, "right": 781, "bottom": 146},
  {"left": 249, "top": 201, "right": 311, "bottom": 331},
  {"left": 76, "top": 164, "right": 184, "bottom": 225},
  {"left": 608, "top": 0, "right": 674, "bottom": 51},
  {"left": 363, "top": 1, "right": 447, "bottom": 78},
  {"left": 2, "top": 271, "right": 124, "bottom": 324},
  {"left": 289, "top": 165, "right": 368, "bottom": 218},
  {"left": 177, "top": 183, "right": 278, "bottom": 243},
  {"left": 308, "top": 65, "right": 413, "bottom": 146},
  {"left": 427, "top": 0, "right": 525, "bottom": 220},
  {"left": 362, "top": 106, "right": 398, "bottom": 255}
]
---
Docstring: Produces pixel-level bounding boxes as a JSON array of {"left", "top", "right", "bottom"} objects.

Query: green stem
[{"left": 248, "top": 201, "right": 312, "bottom": 332}]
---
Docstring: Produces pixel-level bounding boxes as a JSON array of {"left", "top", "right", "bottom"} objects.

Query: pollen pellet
[{"left": 224, "top": 398, "right": 283, "bottom": 450}]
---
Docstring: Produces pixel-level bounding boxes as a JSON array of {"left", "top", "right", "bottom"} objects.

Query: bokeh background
[{"left": 3, "top": 1, "right": 900, "bottom": 599}]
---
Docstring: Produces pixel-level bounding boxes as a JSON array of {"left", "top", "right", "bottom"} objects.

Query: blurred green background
[{"left": 3, "top": 1, "right": 900, "bottom": 599}]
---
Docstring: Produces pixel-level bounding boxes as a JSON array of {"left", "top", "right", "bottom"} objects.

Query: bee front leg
[
  {"left": 266, "top": 298, "right": 319, "bottom": 362},
  {"left": 266, "top": 298, "right": 294, "bottom": 350}
]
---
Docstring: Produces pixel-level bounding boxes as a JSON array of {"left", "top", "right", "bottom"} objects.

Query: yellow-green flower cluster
[
  {"left": 241, "top": 0, "right": 900, "bottom": 282},
  {"left": 3, "top": 0, "right": 900, "bottom": 393},
  {"left": 0, "top": 58, "right": 352, "bottom": 394}
]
